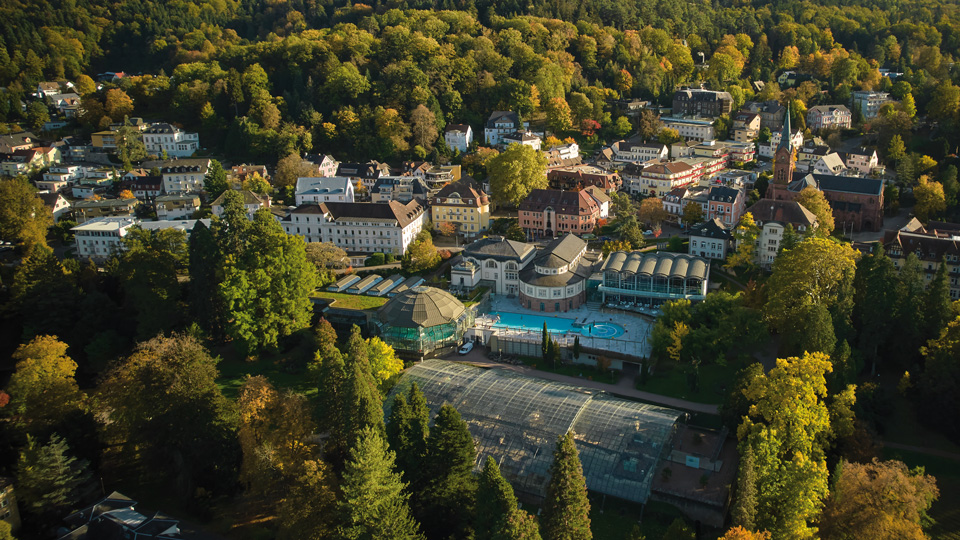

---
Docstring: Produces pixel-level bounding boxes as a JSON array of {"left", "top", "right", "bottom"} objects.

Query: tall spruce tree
[
  {"left": 339, "top": 426, "right": 425, "bottom": 540},
  {"left": 421, "top": 404, "right": 478, "bottom": 539},
  {"left": 477, "top": 456, "right": 542, "bottom": 540},
  {"left": 386, "top": 393, "right": 414, "bottom": 479},
  {"left": 342, "top": 327, "right": 385, "bottom": 451},
  {"left": 188, "top": 220, "right": 224, "bottom": 336},
  {"left": 404, "top": 383, "right": 431, "bottom": 496},
  {"left": 541, "top": 432, "right": 592, "bottom": 540},
  {"left": 16, "top": 434, "right": 92, "bottom": 520},
  {"left": 732, "top": 444, "right": 758, "bottom": 530},
  {"left": 852, "top": 245, "right": 899, "bottom": 373},
  {"left": 923, "top": 259, "right": 953, "bottom": 340},
  {"left": 894, "top": 253, "right": 926, "bottom": 365},
  {"left": 204, "top": 159, "right": 229, "bottom": 201}
]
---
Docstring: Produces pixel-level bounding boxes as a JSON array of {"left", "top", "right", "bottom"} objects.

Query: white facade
[
  {"left": 312, "top": 155, "right": 339, "bottom": 177},
  {"left": 444, "top": 125, "right": 473, "bottom": 153},
  {"left": 72, "top": 217, "right": 137, "bottom": 261},
  {"left": 845, "top": 149, "right": 879, "bottom": 174},
  {"left": 502, "top": 131, "right": 542, "bottom": 151},
  {"left": 295, "top": 177, "right": 355, "bottom": 205},
  {"left": 755, "top": 222, "right": 787, "bottom": 267},
  {"left": 852, "top": 91, "right": 891, "bottom": 120},
  {"left": 611, "top": 141, "right": 668, "bottom": 162},
  {"left": 661, "top": 117, "right": 716, "bottom": 142},
  {"left": 282, "top": 203, "right": 426, "bottom": 255},
  {"left": 156, "top": 195, "right": 200, "bottom": 221},
  {"left": 142, "top": 123, "right": 200, "bottom": 157},
  {"left": 688, "top": 235, "right": 727, "bottom": 260},
  {"left": 759, "top": 129, "right": 804, "bottom": 158},
  {"left": 43, "top": 165, "right": 83, "bottom": 185},
  {"left": 812, "top": 153, "right": 848, "bottom": 176},
  {"left": 549, "top": 142, "right": 580, "bottom": 160},
  {"left": 160, "top": 160, "right": 210, "bottom": 194}
]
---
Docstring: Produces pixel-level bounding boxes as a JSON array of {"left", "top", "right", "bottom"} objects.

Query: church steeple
[{"left": 771, "top": 105, "right": 796, "bottom": 193}]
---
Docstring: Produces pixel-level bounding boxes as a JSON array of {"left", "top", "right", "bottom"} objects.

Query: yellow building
[{"left": 430, "top": 179, "right": 490, "bottom": 238}]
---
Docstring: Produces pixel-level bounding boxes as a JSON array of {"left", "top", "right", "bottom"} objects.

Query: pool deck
[{"left": 483, "top": 296, "right": 654, "bottom": 358}]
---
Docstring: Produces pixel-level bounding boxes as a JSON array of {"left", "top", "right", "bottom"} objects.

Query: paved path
[
  {"left": 457, "top": 355, "right": 719, "bottom": 415},
  {"left": 883, "top": 441, "right": 960, "bottom": 462}
]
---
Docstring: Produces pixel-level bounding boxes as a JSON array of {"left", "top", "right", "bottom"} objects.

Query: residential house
[
  {"left": 336, "top": 161, "right": 387, "bottom": 191},
  {"left": 212, "top": 189, "right": 270, "bottom": 219},
  {"left": 501, "top": 130, "right": 542, "bottom": 151},
  {"left": 638, "top": 160, "right": 701, "bottom": 197},
  {"left": 548, "top": 166, "right": 621, "bottom": 192},
  {"left": 758, "top": 126, "right": 804, "bottom": 159},
  {"left": 796, "top": 142, "right": 833, "bottom": 162},
  {"left": 73, "top": 198, "right": 139, "bottom": 223},
  {"left": 157, "top": 159, "right": 211, "bottom": 194},
  {"left": 713, "top": 169, "right": 758, "bottom": 189},
  {"left": 706, "top": 186, "right": 746, "bottom": 227},
  {"left": 883, "top": 221, "right": 960, "bottom": 300},
  {"left": 430, "top": 178, "right": 490, "bottom": 238},
  {"left": 371, "top": 176, "right": 430, "bottom": 203},
  {"left": 90, "top": 130, "right": 119, "bottom": 151},
  {"left": 72, "top": 217, "right": 137, "bottom": 261},
  {"left": 295, "top": 176, "right": 355, "bottom": 205},
  {"left": 672, "top": 87, "right": 733, "bottom": 117},
  {"left": 660, "top": 116, "right": 715, "bottom": 142},
  {"left": 0, "top": 132, "right": 37, "bottom": 154},
  {"left": 402, "top": 161, "right": 432, "bottom": 178},
  {"left": 806, "top": 105, "right": 852, "bottom": 131},
  {"left": 281, "top": 199, "right": 427, "bottom": 255},
  {"left": 37, "top": 81, "right": 63, "bottom": 99},
  {"left": 845, "top": 147, "right": 880, "bottom": 175},
  {"left": 231, "top": 164, "right": 270, "bottom": 183},
  {"left": 583, "top": 185, "right": 611, "bottom": 219},
  {"left": 609, "top": 140, "right": 668, "bottom": 162},
  {"left": 732, "top": 111, "right": 761, "bottom": 143},
  {"left": 742, "top": 100, "right": 786, "bottom": 130},
  {"left": 518, "top": 189, "right": 601, "bottom": 240},
  {"left": 125, "top": 176, "right": 164, "bottom": 200},
  {"left": 812, "top": 153, "right": 849, "bottom": 176},
  {"left": 304, "top": 154, "right": 339, "bottom": 177},
  {"left": 1, "top": 147, "right": 60, "bottom": 176},
  {"left": 424, "top": 164, "right": 461, "bottom": 187},
  {"left": 777, "top": 71, "right": 798, "bottom": 87},
  {"left": 444, "top": 124, "right": 473, "bottom": 152},
  {"left": 155, "top": 194, "right": 201, "bottom": 221},
  {"left": 39, "top": 192, "right": 71, "bottom": 222},
  {"left": 744, "top": 200, "right": 818, "bottom": 267},
  {"left": 621, "top": 162, "right": 647, "bottom": 195},
  {"left": 40, "top": 164, "right": 83, "bottom": 188},
  {"left": 0, "top": 478, "right": 20, "bottom": 534},
  {"left": 455, "top": 235, "right": 536, "bottom": 295},
  {"left": 664, "top": 186, "right": 709, "bottom": 220},
  {"left": 546, "top": 141, "right": 580, "bottom": 161},
  {"left": 142, "top": 123, "right": 200, "bottom": 157},
  {"left": 484, "top": 111, "right": 526, "bottom": 146},
  {"left": 852, "top": 91, "right": 892, "bottom": 120},
  {"left": 688, "top": 218, "right": 731, "bottom": 260},
  {"left": 57, "top": 491, "right": 181, "bottom": 540}
]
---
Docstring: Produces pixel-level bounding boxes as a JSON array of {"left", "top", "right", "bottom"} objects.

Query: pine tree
[
  {"left": 732, "top": 444, "right": 758, "bottom": 530},
  {"left": 476, "top": 456, "right": 542, "bottom": 540},
  {"left": 404, "top": 383, "right": 431, "bottom": 494},
  {"left": 315, "top": 343, "right": 348, "bottom": 463},
  {"left": 923, "top": 259, "right": 953, "bottom": 340},
  {"left": 421, "top": 404, "right": 478, "bottom": 539},
  {"left": 342, "top": 327, "right": 385, "bottom": 449},
  {"left": 894, "top": 253, "right": 926, "bottom": 364},
  {"left": 339, "top": 426, "right": 424, "bottom": 540},
  {"left": 542, "top": 321, "right": 549, "bottom": 359},
  {"left": 387, "top": 392, "right": 414, "bottom": 479},
  {"left": 188, "top": 221, "right": 224, "bottom": 336},
  {"left": 16, "top": 434, "right": 92, "bottom": 519},
  {"left": 204, "top": 159, "right": 229, "bottom": 201},
  {"left": 541, "top": 432, "right": 592, "bottom": 540}
]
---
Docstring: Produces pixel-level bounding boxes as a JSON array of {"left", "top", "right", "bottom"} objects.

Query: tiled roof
[
  {"left": 689, "top": 218, "right": 730, "bottom": 240},
  {"left": 519, "top": 189, "right": 600, "bottom": 215},
  {"left": 322, "top": 199, "right": 424, "bottom": 228},
  {"left": 463, "top": 236, "right": 535, "bottom": 261},
  {"left": 745, "top": 199, "right": 818, "bottom": 228},
  {"left": 790, "top": 173, "right": 884, "bottom": 196}
]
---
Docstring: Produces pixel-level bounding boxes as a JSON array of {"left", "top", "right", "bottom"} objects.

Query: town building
[
  {"left": 371, "top": 176, "right": 430, "bottom": 203},
  {"left": 0, "top": 131, "right": 37, "bottom": 154},
  {"left": 547, "top": 166, "right": 621, "bottom": 192},
  {"left": 811, "top": 153, "right": 849, "bottom": 176},
  {"left": 1, "top": 146, "right": 61, "bottom": 176},
  {"left": 484, "top": 111, "right": 526, "bottom": 146},
  {"left": 501, "top": 130, "right": 542, "bottom": 151},
  {"left": 155, "top": 194, "right": 200, "bottom": 221},
  {"left": 56, "top": 491, "right": 182, "bottom": 540},
  {"left": 142, "top": 123, "right": 199, "bottom": 157},
  {"left": 852, "top": 91, "right": 892, "bottom": 120},
  {"left": 745, "top": 199, "right": 818, "bottom": 267},
  {"left": 706, "top": 186, "right": 746, "bottom": 227},
  {"left": 295, "top": 176, "right": 355, "bottom": 205},
  {"left": 157, "top": 159, "right": 210, "bottom": 194},
  {"left": 638, "top": 160, "right": 700, "bottom": 197},
  {"left": 609, "top": 139, "right": 668, "bottom": 163},
  {"left": 758, "top": 126, "right": 804, "bottom": 159},
  {"left": 882, "top": 221, "right": 960, "bottom": 300},
  {"left": 444, "top": 124, "right": 473, "bottom": 152},
  {"left": 125, "top": 175, "right": 164, "bottom": 200},
  {"left": 518, "top": 189, "right": 601, "bottom": 240},
  {"left": 660, "top": 116, "right": 715, "bottom": 142},
  {"left": 455, "top": 236, "right": 536, "bottom": 295},
  {"left": 583, "top": 185, "right": 611, "bottom": 219},
  {"left": 424, "top": 164, "right": 462, "bottom": 188},
  {"left": 732, "top": 111, "right": 761, "bottom": 142},
  {"left": 689, "top": 219, "right": 730, "bottom": 260},
  {"left": 39, "top": 192, "right": 71, "bottom": 222},
  {"left": 519, "top": 234, "right": 594, "bottom": 312},
  {"left": 211, "top": 189, "right": 270, "bottom": 220},
  {"left": 742, "top": 100, "right": 786, "bottom": 130},
  {"left": 304, "top": 154, "right": 339, "bottom": 177},
  {"left": 281, "top": 200, "right": 426, "bottom": 255},
  {"left": 231, "top": 163, "right": 270, "bottom": 183},
  {"left": 73, "top": 217, "right": 137, "bottom": 261},
  {"left": 336, "top": 161, "right": 387, "bottom": 191},
  {"left": 672, "top": 88, "right": 733, "bottom": 117},
  {"left": 599, "top": 251, "right": 710, "bottom": 306},
  {"left": 845, "top": 147, "right": 881, "bottom": 175},
  {"left": 73, "top": 198, "right": 139, "bottom": 223},
  {"left": 806, "top": 105, "right": 852, "bottom": 131},
  {"left": 621, "top": 162, "right": 647, "bottom": 195},
  {"left": 0, "top": 478, "right": 20, "bottom": 534},
  {"left": 39, "top": 165, "right": 82, "bottom": 191},
  {"left": 430, "top": 179, "right": 490, "bottom": 238}
]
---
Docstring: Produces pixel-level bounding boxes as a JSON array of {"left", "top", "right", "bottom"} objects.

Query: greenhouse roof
[
  {"left": 387, "top": 360, "right": 682, "bottom": 504},
  {"left": 378, "top": 286, "right": 465, "bottom": 328}
]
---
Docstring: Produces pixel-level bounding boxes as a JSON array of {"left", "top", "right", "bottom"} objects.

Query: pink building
[{"left": 518, "top": 189, "right": 601, "bottom": 240}]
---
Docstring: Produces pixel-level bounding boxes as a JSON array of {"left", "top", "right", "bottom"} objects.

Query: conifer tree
[
  {"left": 476, "top": 456, "right": 542, "bottom": 540},
  {"left": 204, "top": 159, "right": 229, "bottom": 201},
  {"left": 923, "top": 259, "right": 952, "bottom": 340},
  {"left": 421, "top": 404, "right": 478, "bottom": 539},
  {"left": 404, "top": 383, "right": 431, "bottom": 494},
  {"left": 732, "top": 444, "right": 758, "bottom": 530},
  {"left": 188, "top": 220, "right": 224, "bottom": 336},
  {"left": 541, "top": 432, "right": 592, "bottom": 540},
  {"left": 342, "top": 326, "right": 385, "bottom": 450},
  {"left": 339, "top": 426, "right": 424, "bottom": 540},
  {"left": 16, "top": 434, "right": 91, "bottom": 520},
  {"left": 387, "top": 392, "right": 414, "bottom": 479}
]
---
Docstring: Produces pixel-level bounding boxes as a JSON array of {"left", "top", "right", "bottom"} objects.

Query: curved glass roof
[
  {"left": 601, "top": 251, "right": 709, "bottom": 281},
  {"left": 387, "top": 360, "right": 681, "bottom": 504}
]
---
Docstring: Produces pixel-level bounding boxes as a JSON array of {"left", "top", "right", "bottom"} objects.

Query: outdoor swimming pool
[{"left": 488, "top": 312, "right": 626, "bottom": 339}]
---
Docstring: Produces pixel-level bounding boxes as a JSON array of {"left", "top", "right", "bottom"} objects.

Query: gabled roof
[
  {"left": 321, "top": 199, "right": 424, "bottom": 228},
  {"left": 336, "top": 162, "right": 382, "bottom": 179},
  {"left": 432, "top": 178, "right": 488, "bottom": 206},
  {"left": 535, "top": 233, "right": 586, "bottom": 268},
  {"left": 39, "top": 192, "right": 67, "bottom": 208},
  {"left": 689, "top": 218, "right": 730, "bottom": 240},
  {"left": 583, "top": 185, "right": 611, "bottom": 204},
  {"left": 745, "top": 199, "right": 817, "bottom": 228},
  {"left": 790, "top": 172, "right": 884, "bottom": 196},
  {"left": 211, "top": 189, "right": 266, "bottom": 207},
  {"left": 519, "top": 189, "right": 599, "bottom": 216},
  {"left": 463, "top": 236, "right": 535, "bottom": 261},
  {"left": 808, "top": 104, "right": 851, "bottom": 115},
  {"left": 817, "top": 153, "right": 846, "bottom": 171},
  {"left": 486, "top": 110, "right": 521, "bottom": 127},
  {"left": 883, "top": 229, "right": 960, "bottom": 262},
  {"left": 446, "top": 123, "right": 471, "bottom": 133},
  {"left": 707, "top": 186, "right": 740, "bottom": 203}
]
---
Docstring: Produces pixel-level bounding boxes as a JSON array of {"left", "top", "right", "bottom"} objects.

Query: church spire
[{"left": 777, "top": 104, "right": 793, "bottom": 153}]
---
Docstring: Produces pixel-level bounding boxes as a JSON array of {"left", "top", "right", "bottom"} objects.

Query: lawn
[
  {"left": 636, "top": 361, "right": 740, "bottom": 405},
  {"left": 882, "top": 447, "right": 960, "bottom": 540},
  {"left": 309, "top": 290, "right": 388, "bottom": 310},
  {"left": 216, "top": 354, "right": 318, "bottom": 400}
]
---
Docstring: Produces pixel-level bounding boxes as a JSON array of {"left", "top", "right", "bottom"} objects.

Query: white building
[
  {"left": 142, "top": 123, "right": 200, "bottom": 158},
  {"left": 845, "top": 147, "right": 880, "bottom": 174},
  {"left": 455, "top": 236, "right": 537, "bottom": 296},
  {"left": 610, "top": 140, "right": 668, "bottom": 162},
  {"left": 42, "top": 165, "right": 83, "bottom": 186},
  {"left": 281, "top": 200, "right": 426, "bottom": 255},
  {"left": 304, "top": 154, "right": 339, "bottom": 177},
  {"left": 211, "top": 189, "right": 270, "bottom": 220},
  {"left": 806, "top": 105, "right": 852, "bottom": 131},
  {"left": 72, "top": 217, "right": 136, "bottom": 261},
  {"left": 158, "top": 159, "right": 210, "bottom": 194},
  {"left": 812, "top": 153, "right": 848, "bottom": 176},
  {"left": 155, "top": 194, "right": 201, "bottom": 221},
  {"left": 759, "top": 128, "right": 804, "bottom": 159},
  {"left": 660, "top": 117, "right": 716, "bottom": 142},
  {"left": 852, "top": 91, "right": 892, "bottom": 120},
  {"left": 744, "top": 200, "right": 818, "bottom": 268},
  {"left": 502, "top": 131, "right": 542, "bottom": 151},
  {"left": 295, "top": 176, "right": 355, "bottom": 205},
  {"left": 38, "top": 192, "right": 71, "bottom": 222},
  {"left": 484, "top": 111, "right": 526, "bottom": 146},
  {"left": 688, "top": 218, "right": 730, "bottom": 260},
  {"left": 444, "top": 124, "right": 473, "bottom": 153}
]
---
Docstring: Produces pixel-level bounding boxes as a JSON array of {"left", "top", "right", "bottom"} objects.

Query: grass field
[
  {"left": 882, "top": 447, "right": 960, "bottom": 540},
  {"left": 309, "top": 290, "right": 388, "bottom": 310},
  {"left": 636, "top": 361, "right": 741, "bottom": 405},
  {"left": 216, "top": 354, "right": 317, "bottom": 400}
]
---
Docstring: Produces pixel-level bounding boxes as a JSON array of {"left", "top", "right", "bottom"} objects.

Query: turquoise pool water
[{"left": 489, "top": 312, "right": 625, "bottom": 339}]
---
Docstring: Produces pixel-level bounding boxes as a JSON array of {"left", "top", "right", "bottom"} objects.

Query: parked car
[{"left": 458, "top": 342, "right": 474, "bottom": 355}]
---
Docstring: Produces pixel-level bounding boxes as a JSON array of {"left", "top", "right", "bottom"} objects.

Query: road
[{"left": 449, "top": 349, "right": 719, "bottom": 415}]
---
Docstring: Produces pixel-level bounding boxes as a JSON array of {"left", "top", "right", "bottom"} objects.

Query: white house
[
  {"left": 294, "top": 177, "right": 355, "bottom": 205},
  {"left": 845, "top": 147, "right": 880, "bottom": 174},
  {"left": 211, "top": 190, "right": 270, "bottom": 220},
  {"left": 852, "top": 91, "right": 892, "bottom": 120},
  {"left": 484, "top": 111, "right": 526, "bottom": 146},
  {"left": 501, "top": 131, "right": 542, "bottom": 151},
  {"left": 660, "top": 117, "right": 716, "bottom": 142},
  {"left": 688, "top": 218, "right": 730, "bottom": 260},
  {"left": 142, "top": 123, "right": 200, "bottom": 157},
  {"left": 744, "top": 200, "right": 819, "bottom": 268},
  {"left": 304, "top": 154, "right": 339, "bottom": 177},
  {"left": 444, "top": 124, "right": 473, "bottom": 153},
  {"left": 583, "top": 186, "right": 611, "bottom": 219},
  {"left": 759, "top": 128, "right": 804, "bottom": 158},
  {"left": 456, "top": 236, "right": 537, "bottom": 296},
  {"left": 38, "top": 192, "right": 71, "bottom": 222},
  {"left": 281, "top": 200, "right": 426, "bottom": 255},
  {"left": 155, "top": 194, "right": 201, "bottom": 221},
  {"left": 812, "top": 153, "right": 848, "bottom": 176},
  {"left": 72, "top": 217, "right": 138, "bottom": 261},
  {"left": 610, "top": 140, "right": 668, "bottom": 162},
  {"left": 158, "top": 159, "right": 210, "bottom": 194}
]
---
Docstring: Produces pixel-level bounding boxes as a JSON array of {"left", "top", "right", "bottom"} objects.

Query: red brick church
[{"left": 766, "top": 113, "right": 884, "bottom": 233}]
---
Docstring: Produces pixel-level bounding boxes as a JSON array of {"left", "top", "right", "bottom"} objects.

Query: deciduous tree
[
  {"left": 0, "top": 177, "right": 51, "bottom": 250},
  {"left": 487, "top": 144, "right": 548, "bottom": 206},
  {"left": 726, "top": 212, "right": 760, "bottom": 270},
  {"left": 682, "top": 202, "right": 704, "bottom": 226},
  {"left": 795, "top": 187, "right": 835, "bottom": 236},
  {"left": 7, "top": 336, "right": 84, "bottom": 432},
  {"left": 913, "top": 177, "right": 946, "bottom": 222}
]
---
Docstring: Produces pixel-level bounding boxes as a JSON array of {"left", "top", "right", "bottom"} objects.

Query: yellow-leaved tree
[{"left": 7, "top": 335, "right": 85, "bottom": 431}]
